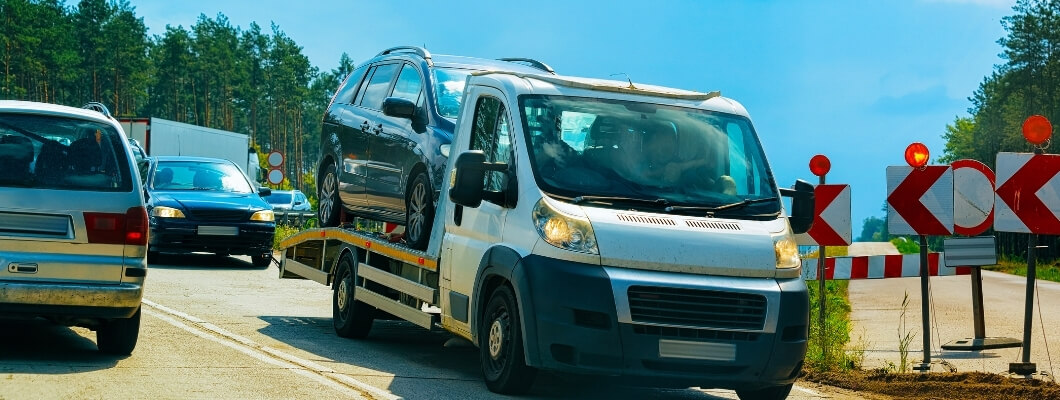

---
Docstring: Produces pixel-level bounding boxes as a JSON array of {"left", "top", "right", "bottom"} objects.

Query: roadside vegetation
[
  {"left": 984, "top": 256, "right": 1060, "bottom": 284},
  {"left": 803, "top": 246, "right": 861, "bottom": 372}
]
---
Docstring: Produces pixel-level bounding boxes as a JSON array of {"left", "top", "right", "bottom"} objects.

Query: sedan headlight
[
  {"left": 532, "top": 198, "right": 598, "bottom": 254},
  {"left": 773, "top": 230, "right": 801, "bottom": 269},
  {"left": 151, "top": 206, "right": 185, "bottom": 218},
  {"left": 250, "top": 210, "right": 275, "bottom": 222}
]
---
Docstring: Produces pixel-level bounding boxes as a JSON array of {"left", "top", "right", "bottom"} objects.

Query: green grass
[
  {"left": 983, "top": 256, "right": 1060, "bottom": 283},
  {"left": 273, "top": 225, "right": 302, "bottom": 250},
  {"left": 803, "top": 245, "right": 858, "bottom": 371}
]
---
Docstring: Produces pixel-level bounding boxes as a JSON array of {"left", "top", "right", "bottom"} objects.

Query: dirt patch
[{"left": 802, "top": 370, "right": 1060, "bottom": 400}]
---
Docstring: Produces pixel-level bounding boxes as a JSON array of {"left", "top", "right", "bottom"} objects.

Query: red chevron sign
[
  {"left": 887, "top": 166, "right": 953, "bottom": 235},
  {"left": 795, "top": 184, "right": 851, "bottom": 246},
  {"left": 994, "top": 153, "right": 1060, "bottom": 234}
]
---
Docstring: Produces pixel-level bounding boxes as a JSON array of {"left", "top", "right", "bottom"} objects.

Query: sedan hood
[{"left": 151, "top": 191, "right": 269, "bottom": 212}]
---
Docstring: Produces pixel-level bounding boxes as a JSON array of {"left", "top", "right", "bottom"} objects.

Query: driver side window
[{"left": 469, "top": 96, "right": 514, "bottom": 201}]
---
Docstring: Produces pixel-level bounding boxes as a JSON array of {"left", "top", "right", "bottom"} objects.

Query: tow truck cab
[{"left": 440, "top": 72, "right": 813, "bottom": 397}]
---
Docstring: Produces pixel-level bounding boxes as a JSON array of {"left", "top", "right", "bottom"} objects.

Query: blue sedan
[{"left": 144, "top": 156, "right": 275, "bottom": 267}]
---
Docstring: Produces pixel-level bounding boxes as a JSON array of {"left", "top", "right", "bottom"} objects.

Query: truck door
[
  {"left": 346, "top": 62, "right": 400, "bottom": 208},
  {"left": 442, "top": 87, "right": 516, "bottom": 334},
  {"left": 368, "top": 63, "right": 424, "bottom": 214}
]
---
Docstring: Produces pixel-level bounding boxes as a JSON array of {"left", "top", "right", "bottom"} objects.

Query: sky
[{"left": 133, "top": 0, "right": 1017, "bottom": 238}]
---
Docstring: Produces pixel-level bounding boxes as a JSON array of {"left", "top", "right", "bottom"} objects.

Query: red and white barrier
[{"left": 802, "top": 253, "right": 972, "bottom": 280}]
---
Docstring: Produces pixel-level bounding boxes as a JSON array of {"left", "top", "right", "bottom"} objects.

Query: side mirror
[
  {"left": 780, "top": 179, "right": 815, "bottom": 234},
  {"left": 449, "top": 151, "right": 508, "bottom": 208},
  {"left": 382, "top": 97, "right": 417, "bottom": 120},
  {"left": 258, "top": 186, "right": 272, "bottom": 197}
]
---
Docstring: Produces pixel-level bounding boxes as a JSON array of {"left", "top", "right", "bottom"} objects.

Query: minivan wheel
[
  {"left": 479, "top": 286, "right": 537, "bottom": 394},
  {"left": 405, "top": 172, "right": 433, "bottom": 250},
  {"left": 319, "top": 164, "right": 341, "bottom": 227},
  {"left": 97, "top": 306, "right": 141, "bottom": 355}
]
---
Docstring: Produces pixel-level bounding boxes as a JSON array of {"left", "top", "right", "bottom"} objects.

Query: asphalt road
[{"left": 1, "top": 253, "right": 873, "bottom": 399}]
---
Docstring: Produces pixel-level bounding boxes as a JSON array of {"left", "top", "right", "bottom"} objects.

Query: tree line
[{"left": 1, "top": 0, "right": 352, "bottom": 196}]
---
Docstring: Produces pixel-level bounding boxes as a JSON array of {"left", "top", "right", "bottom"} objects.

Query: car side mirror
[
  {"left": 382, "top": 97, "right": 417, "bottom": 120},
  {"left": 780, "top": 179, "right": 815, "bottom": 234},
  {"left": 258, "top": 187, "right": 272, "bottom": 197},
  {"left": 450, "top": 151, "right": 508, "bottom": 208}
]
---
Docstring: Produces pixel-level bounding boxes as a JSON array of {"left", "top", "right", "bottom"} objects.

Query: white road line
[
  {"left": 142, "top": 298, "right": 401, "bottom": 400},
  {"left": 793, "top": 384, "right": 822, "bottom": 397}
]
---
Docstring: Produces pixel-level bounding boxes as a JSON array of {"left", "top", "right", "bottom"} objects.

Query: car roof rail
[
  {"left": 82, "top": 102, "right": 113, "bottom": 118},
  {"left": 498, "top": 58, "right": 556, "bottom": 75},
  {"left": 377, "top": 46, "right": 433, "bottom": 67}
]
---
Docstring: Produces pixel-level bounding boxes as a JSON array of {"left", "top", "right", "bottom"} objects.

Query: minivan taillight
[{"left": 84, "top": 207, "right": 148, "bottom": 245}]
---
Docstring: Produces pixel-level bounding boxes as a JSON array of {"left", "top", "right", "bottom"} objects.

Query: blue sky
[{"left": 134, "top": 0, "right": 1015, "bottom": 237}]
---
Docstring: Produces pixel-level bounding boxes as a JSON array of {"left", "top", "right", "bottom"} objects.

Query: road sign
[
  {"left": 795, "top": 184, "right": 851, "bottom": 246},
  {"left": 887, "top": 165, "right": 954, "bottom": 235},
  {"left": 995, "top": 152, "right": 1060, "bottom": 234},
  {"left": 267, "top": 151, "right": 284, "bottom": 168},
  {"left": 952, "top": 160, "right": 995, "bottom": 236},
  {"left": 267, "top": 169, "right": 284, "bottom": 185}
]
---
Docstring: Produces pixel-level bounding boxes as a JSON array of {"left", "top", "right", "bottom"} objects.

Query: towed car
[{"left": 144, "top": 156, "right": 275, "bottom": 267}]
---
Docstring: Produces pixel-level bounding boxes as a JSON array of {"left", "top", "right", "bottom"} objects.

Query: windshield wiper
[
  {"left": 570, "top": 195, "right": 671, "bottom": 207},
  {"left": 664, "top": 197, "right": 779, "bottom": 215}
]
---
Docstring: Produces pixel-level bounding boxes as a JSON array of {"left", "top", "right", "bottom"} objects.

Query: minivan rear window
[{"left": 0, "top": 113, "right": 132, "bottom": 191}]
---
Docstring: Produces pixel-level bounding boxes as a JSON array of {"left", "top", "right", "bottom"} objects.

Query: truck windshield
[{"left": 519, "top": 95, "right": 780, "bottom": 217}]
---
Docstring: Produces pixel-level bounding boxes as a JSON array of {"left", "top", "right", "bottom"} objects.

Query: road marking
[
  {"left": 142, "top": 298, "right": 401, "bottom": 400},
  {"left": 793, "top": 384, "right": 822, "bottom": 397}
]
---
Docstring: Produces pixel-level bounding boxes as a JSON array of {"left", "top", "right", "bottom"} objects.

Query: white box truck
[
  {"left": 119, "top": 117, "right": 259, "bottom": 181},
  {"left": 276, "top": 71, "right": 816, "bottom": 399}
]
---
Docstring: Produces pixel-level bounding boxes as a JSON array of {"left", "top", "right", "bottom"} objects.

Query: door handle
[
  {"left": 372, "top": 123, "right": 383, "bottom": 135},
  {"left": 359, "top": 121, "right": 370, "bottom": 132}
]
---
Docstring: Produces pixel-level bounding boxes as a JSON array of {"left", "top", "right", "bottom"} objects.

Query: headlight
[
  {"left": 532, "top": 198, "right": 598, "bottom": 254},
  {"left": 250, "top": 210, "right": 275, "bottom": 222},
  {"left": 151, "top": 206, "right": 185, "bottom": 218},
  {"left": 773, "top": 231, "right": 800, "bottom": 269}
]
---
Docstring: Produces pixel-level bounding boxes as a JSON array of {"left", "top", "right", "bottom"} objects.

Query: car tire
[
  {"left": 736, "top": 383, "right": 794, "bottom": 400},
  {"left": 97, "top": 306, "right": 141, "bottom": 355},
  {"left": 251, "top": 253, "right": 272, "bottom": 268},
  {"left": 318, "top": 163, "right": 341, "bottom": 228},
  {"left": 479, "top": 285, "right": 537, "bottom": 394},
  {"left": 333, "top": 252, "right": 374, "bottom": 339},
  {"left": 404, "top": 172, "right": 433, "bottom": 250}
]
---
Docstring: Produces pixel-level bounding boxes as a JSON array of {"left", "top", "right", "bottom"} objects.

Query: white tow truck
[{"left": 277, "top": 70, "right": 816, "bottom": 399}]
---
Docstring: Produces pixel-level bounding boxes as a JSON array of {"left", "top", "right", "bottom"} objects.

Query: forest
[{"left": 0, "top": 0, "right": 353, "bottom": 196}]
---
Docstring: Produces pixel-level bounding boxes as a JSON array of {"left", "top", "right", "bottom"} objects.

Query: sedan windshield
[
  {"left": 519, "top": 95, "right": 780, "bottom": 216},
  {"left": 266, "top": 192, "right": 293, "bottom": 205},
  {"left": 153, "top": 160, "right": 253, "bottom": 193},
  {"left": 433, "top": 68, "right": 471, "bottom": 120}
]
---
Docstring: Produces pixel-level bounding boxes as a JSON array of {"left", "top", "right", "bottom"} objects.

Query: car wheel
[
  {"left": 333, "top": 252, "right": 374, "bottom": 338},
  {"left": 736, "top": 383, "right": 794, "bottom": 400},
  {"left": 97, "top": 306, "right": 141, "bottom": 355},
  {"left": 319, "top": 164, "right": 341, "bottom": 227},
  {"left": 405, "top": 172, "right": 433, "bottom": 250},
  {"left": 251, "top": 253, "right": 272, "bottom": 268},
  {"left": 480, "top": 286, "right": 537, "bottom": 394}
]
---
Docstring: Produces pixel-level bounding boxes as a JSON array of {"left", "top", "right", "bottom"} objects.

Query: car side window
[
  {"left": 333, "top": 65, "right": 369, "bottom": 105},
  {"left": 391, "top": 64, "right": 423, "bottom": 104},
  {"left": 357, "top": 63, "right": 399, "bottom": 110},
  {"left": 469, "top": 96, "right": 514, "bottom": 196}
]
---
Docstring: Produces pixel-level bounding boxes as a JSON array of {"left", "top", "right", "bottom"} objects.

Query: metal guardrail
[{"left": 274, "top": 210, "right": 315, "bottom": 228}]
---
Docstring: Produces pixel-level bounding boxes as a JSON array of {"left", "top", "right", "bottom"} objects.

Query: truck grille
[
  {"left": 186, "top": 209, "right": 250, "bottom": 222},
  {"left": 627, "top": 286, "right": 766, "bottom": 330}
]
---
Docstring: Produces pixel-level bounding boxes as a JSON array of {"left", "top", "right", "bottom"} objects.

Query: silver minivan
[{"left": 0, "top": 101, "right": 147, "bottom": 355}]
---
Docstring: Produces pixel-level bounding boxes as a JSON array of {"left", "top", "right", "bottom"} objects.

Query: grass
[
  {"left": 984, "top": 256, "right": 1060, "bottom": 283},
  {"left": 803, "top": 245, "right": 860, "bottom": 371},
  {"left": 273, "top": 225, "right": 302, "bottom": 250}
]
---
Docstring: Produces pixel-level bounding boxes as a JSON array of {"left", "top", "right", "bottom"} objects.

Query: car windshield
[
  {"left": 266, "top": 192, "right": 293, "bottom": 205},
  {"left": 0, "top": 113, "right": 132, "bottom": 191},
  {"left": 153, "top": 160, "right": 253, "bottom": 193},
  {"left": 433, "top": 68, "right": 471, "bottom": 120},
  {"left": 519, "top": 95, "right": 780, "bottom": 216}
]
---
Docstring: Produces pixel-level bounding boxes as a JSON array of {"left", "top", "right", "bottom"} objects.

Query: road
[{"left": 1, "top": 253, "right": 873, "bottom": 399}]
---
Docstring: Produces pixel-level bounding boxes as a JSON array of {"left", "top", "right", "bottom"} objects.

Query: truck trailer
[
  {"left": 277, "top": 70, "right": 815, "bottom": 399},
  {"left": 119, "top": 117, "right": 258, "bottom": 181}
]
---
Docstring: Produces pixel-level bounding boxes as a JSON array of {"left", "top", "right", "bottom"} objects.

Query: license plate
[
  {"left": 659, "top": 339, "right": 736, "bottom": 361},
  {"left": 198, "top": 226, "right": 238, "bottom": 236}
]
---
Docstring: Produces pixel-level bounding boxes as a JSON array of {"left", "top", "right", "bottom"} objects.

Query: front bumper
[
  {"left": 516, "top": 255, "right": 808, "bottom": 390},
  {"left": 0, "top": 281, "right": 143, "bottom": 319},
  {"left": 150, "top": 218, "right": 275, "bottom": 255}
]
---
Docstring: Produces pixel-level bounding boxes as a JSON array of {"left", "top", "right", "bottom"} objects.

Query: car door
[
  {"left": 441, "top": 87, "right": 515, "bottom": 335},
  {"left": 347, "top": 62, "right": 400, "bottom": 209},
  {"left": 369, "top": 62, "right": 425, "bottom": 214},
  {"left": 326, "top": 64, "right": 370, "bottom": 208}
]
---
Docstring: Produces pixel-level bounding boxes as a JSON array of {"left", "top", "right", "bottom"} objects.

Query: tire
[
  {"left": 318, "top": 163, "right": 341, "bottom": 228},
  {"left": 97, "top": 306, "right": 141, "bottom": 355},
  {"left": 404, "top": 172, "right": 434, "bottom": 250},
  {"left": 479, "top": 286, "right": 537, "bottom": 394},
  {"left": 736, "top": 383, "right": 794, "bottom": 400},
  {"left": 332, "top": 253, "right": 374, "bottom": 338},
  {"left": 251, "top": 253, "right": 272, "bottom": 268}
]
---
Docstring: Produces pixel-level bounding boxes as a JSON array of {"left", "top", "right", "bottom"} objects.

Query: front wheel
[
  {"left": 318, "top": 164, "right": 341, "bottom": 227},
  {"left": 97, "top": 307, "right": 141, "bottom": 355},
  {"left": 404, "top": 172, "right": 434, "bottom": 250},
  {"left": 333, "top": 253, "right": 374, "bottom": 338},
  {"left": 736, "top": 383, "right": 794, "bottom": 400},
  {"left": 479, "top": 286, "right": 537, "bottom": 394}
]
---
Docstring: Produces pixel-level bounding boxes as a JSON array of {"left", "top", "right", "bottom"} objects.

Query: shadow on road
[
  {"left": 0, "top": 318, "right": 121, "bottom": 373},
  {"left": 148, "top": 252, "right": 261, "bottom": 270},
  {"left": 256, "top": 316, "right": 729, "bottom": 399}
]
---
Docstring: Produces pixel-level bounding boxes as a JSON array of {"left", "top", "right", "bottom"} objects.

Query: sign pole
[
  {"left": 817, "top": 174, "right": 827, "bottom": 364},
  {"left": 971, "top": 267, "right": 986, "bottom": 338},
  {"left": 916, "top": 235, "right": 932, "bottom": 372}
]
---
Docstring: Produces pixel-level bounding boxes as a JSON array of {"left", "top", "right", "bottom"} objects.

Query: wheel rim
[
  {"left": 407, "top": 180, "right": 427, "bottom": 241},
  {"left": 488, "top": 319, "right": 505, "bottom": 359},
  {"left": 484, "top": 306, "right": 511, "bottom": 376},
  {"left": 320, "top": 172, "right": 337, "bottom": 222},
  {"left": 336, "top": 273, "right": 349, "bottom": 315}
]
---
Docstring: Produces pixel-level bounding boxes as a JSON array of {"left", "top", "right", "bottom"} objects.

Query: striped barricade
[{"left": 802, "top": 253, "right": 973, "bottom": 280}]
